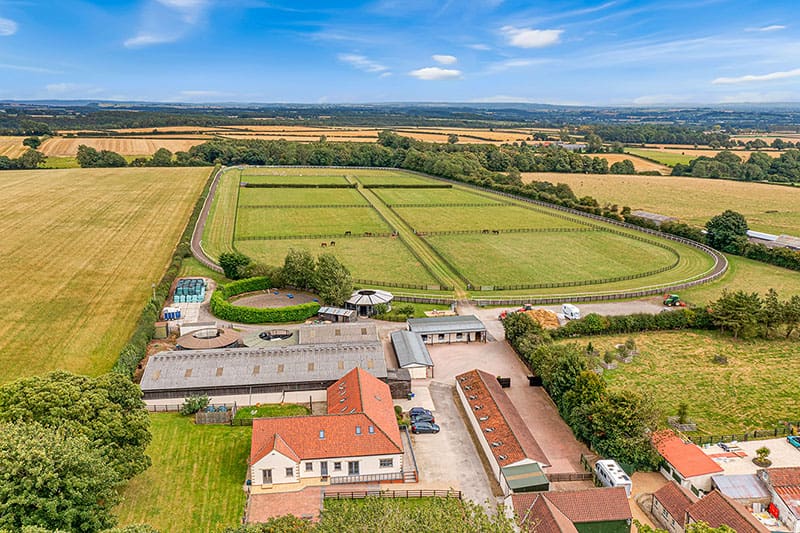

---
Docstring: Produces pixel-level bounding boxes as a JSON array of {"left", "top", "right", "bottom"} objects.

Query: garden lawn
[
  {"left": 235, "top": 237, "right": 437, "bottom": 286},
  {"left": 0, "top": 167, "right": 210, "bottom": 382},
  {"left": 233, "top": 403, "right": 310, "bottom": 419},
  {"left": 371, "top": 187, "right": 504, "bottom": 206},
  {"left": 235, "top": 206, "right": 390, "bottom": 238},
  {"left": 426, "top": 231, "right": 679, "bottom": 287},
  {"left": 591, "top": 331, "right": 800, "bottom": 435},
  {"left": 115, "top": 413, "right": 250, "bottom": 532},
  {"left": 238, "top": 187, "right": 367, "bottom": 206},
  {"left": 394, "top": 204, "right": 584, "bottom": 233}
]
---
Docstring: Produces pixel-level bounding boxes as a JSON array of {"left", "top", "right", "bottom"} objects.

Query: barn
[
  {"left": 390, "top": 330, "right": 433, "bottom": 379},
  {"left": 407, "top": 315, "right": 487, "bottom": 344}
]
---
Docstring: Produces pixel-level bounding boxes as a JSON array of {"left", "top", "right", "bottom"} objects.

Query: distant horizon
[{"left": 1, "top": 1, "right": 798, "bottom": 105}]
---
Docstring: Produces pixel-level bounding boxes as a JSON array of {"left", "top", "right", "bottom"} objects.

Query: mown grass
[
  {"left": 115, "top": 414, "right": 249, "bottom": 533},
  {"left": 427, "top": 231, "right": 679, "bottom": 287},
  {"left": 202, "top": 168, "right": 240, "bottom": 260},
  {"left": 521, "top": 172, "right": 800, "bottom": 235},
  {"left": 372, "top": 187, "right": 504, "bottom": 205},
  {"left": 681, "top": 254, "right": 800, "bottom": 304},
  {"left": 240, "top": 174, "right": 348, "bottom": 185},
  {"left": 236, "top": 237, "right": 437, "bottom": 286},
  {"left": 238, "top": 187, "right": 367, "bottom": 206},
  {"left": 235, "top": 206, "right": 390, "bottom": 238},
  {"left": 591, "top": 331, "right": 800, "bottom": 434},
  {"left": 394, "top": 204, "right": 583, "bottom": 233},
  {"left": 624, "top": 148, "right": 695, "bottom": 166},
  {"left": 0, "top": 167, "right": 210, "bottom": 382},
  {"left": 233, "top": 403, "right": 310, "bottom": 419}
]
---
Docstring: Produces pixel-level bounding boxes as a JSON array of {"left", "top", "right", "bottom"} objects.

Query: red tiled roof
[
  {"left": 327, "top": 367, "right": 401, "bottom": 449},
  {"left": 775, "top": 487, "right": 800, "bottom": 519},
  {"left": 517, "top": 494, "right": 579, "bottom": 533},
  {"left": 687, "top": 490, "right": 769, "bottom": 533},
  {"left": 653, "top": 482, "right": 697, "bottom": 521},
  {"left": 652, "top": 430, "right": 723, "bottom": 478},
  {"left": 456, "top": 369, "right": 549, "bottom": 468},
  {"left": 512, "top": 488, "right": 631, "bottom": 528},
  {"left": 250, "top": 368, "right": 402, "bottom": 464},
  {"left": 766, "top": 467, "right": 800, "bottom": 488}
]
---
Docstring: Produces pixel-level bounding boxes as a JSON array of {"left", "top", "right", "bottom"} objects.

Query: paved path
[{"left": 190, "top": 166, "right": 225, "bottom": 273}]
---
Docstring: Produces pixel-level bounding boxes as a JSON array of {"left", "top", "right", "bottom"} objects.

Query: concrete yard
[{"left": 702, "top": 437, "right": 800, "bottom": 475}]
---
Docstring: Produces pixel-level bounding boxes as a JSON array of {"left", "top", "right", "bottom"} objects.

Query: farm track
[{"left": 191, "top": 167, "right": 225, "bottom": 273}]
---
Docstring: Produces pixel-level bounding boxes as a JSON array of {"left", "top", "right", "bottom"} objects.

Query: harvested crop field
[
  {"left": 627, "top": 147, "right": 784, "bottom": 166},
  {"left": 0, "top": 167, "right": 211, "bottom": 382},
  {"left": 596, "top": 152, "right": 670, "bottom": 174},
  {"left": 39, "top": 137, "right": 206, "bottom": 156},
  {"left": 521, "top": 172, "right": 800, "bottom": 235},
  {"left": 0, "top": 136, "right": 27, "bottom": 158}
]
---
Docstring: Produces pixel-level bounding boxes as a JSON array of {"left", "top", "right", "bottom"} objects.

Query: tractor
[{"left": 663, "top": 294, "right": 686, "bottom": 307}]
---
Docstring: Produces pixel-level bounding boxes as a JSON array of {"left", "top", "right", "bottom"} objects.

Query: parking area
[
  {"left": 410, "top": 382, "right": 499, "bottom": 506},
  {"left": 703, "top": 437, "right": 800, "bottom": 475}
]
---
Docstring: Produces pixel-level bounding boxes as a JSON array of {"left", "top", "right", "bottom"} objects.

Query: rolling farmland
[
  {"left": 38, "top": 137, "right": 207, "bottom": 156},
  {"left": 204, "top": 167, "right": 718, "bottom": 297},
  {"left": 522, "top": 172, "right": 800, "bottom": 235},
  {"left": 0, "top": 167, "right": 211, "bottom": 382},
  {"left": 0, "top": 136, "right": 27, "bottom": 158}
]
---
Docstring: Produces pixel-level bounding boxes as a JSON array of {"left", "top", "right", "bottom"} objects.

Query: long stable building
[
  {"left": 407, "top": 315, "right": 487, "bottom": 344},
  {"left": 140, "top": 342, "right": 387, "bottom": 400}
]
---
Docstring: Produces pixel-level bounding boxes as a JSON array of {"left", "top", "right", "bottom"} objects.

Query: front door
[
  {"left": 348, "top": 461, "right": 360, "bottom": 476},
  {"left": 321, "top": 461, "right": 328, "bottom": 477},
  {"left": 262, "top": 469, "right": 272, "bottom": 484}
]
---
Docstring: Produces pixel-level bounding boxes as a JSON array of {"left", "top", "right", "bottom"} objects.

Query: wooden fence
[
  {"left": 690, "top": 425, "right": 800, "bottom": 446},
  {"left": 323, "top": 489, "right": 462, "bottom": 500}
]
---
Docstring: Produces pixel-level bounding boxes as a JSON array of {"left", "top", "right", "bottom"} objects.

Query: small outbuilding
[
  {"left": 407, "top": 315, "right": 487, "bottom": 344},
  {"left": 318, "top": 306, "right": 357, "bottom": 323},
  {"left": 175, "top": 327, "right": 242, "bottom": 350},
  {"left": 345, "top": 289, "right": 394, "bottom": 317},
  {"left": 390, "top": 330, "right": 433, "bottom": 379}
]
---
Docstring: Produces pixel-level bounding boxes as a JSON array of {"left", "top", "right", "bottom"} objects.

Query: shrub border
[{"left": 209, "top": 276, "right": 320, "bottom": 324}]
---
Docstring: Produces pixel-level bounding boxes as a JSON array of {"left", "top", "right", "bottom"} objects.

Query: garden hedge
[{"left": 210, "top": 276, "right": 321, "bottom": 324}]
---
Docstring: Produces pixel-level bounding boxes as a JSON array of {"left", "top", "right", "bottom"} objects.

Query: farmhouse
[
  {"left": 757, "top": 467, "right": 800, "bottom": 532},
  {"left": 345, "top": 289, "right": 393, "bottom": 316},
  {"left": 456, "top": 369, "right": 549, "bottom": 496},
  {"left": 140, "top": 342, "right": 387, "bottom": 401},
  {"left": 686, "top": 490, "right": 769, "bottom": 533},
  {"left": 651, "top": 482, "right": 697, "bottom": 533},
  {"left": 653, "top": 430, "right": 723, "bottom": 496},
  {"left": 508, "top": 487, "right": 632, "bottom": 533},
  {"left": 408, "top": 315, "right": 487, "bottom": 344},
  {"left": 390, "top": 330, "right": 433, "bottom": 379},
  {"left": 249, "top": 367, "right": 406, "bottom": 488}
]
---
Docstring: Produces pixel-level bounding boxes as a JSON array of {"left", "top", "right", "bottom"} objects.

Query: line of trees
[
  {"left": 0, "top": 148, "right": 45, "bottom": 170},
  {"left": 503, "top": 312, "right": 661, "bottom": 469},
  {"left": 672, "top": 149, "right": 800, "bottom": 183}
]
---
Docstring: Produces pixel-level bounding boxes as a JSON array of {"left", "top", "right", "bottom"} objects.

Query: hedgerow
[{"left": 210, "top": 277, "right": 320, "bottom": 324}]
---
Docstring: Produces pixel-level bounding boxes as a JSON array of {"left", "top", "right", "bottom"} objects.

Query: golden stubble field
[
  {"left": 0, "top": 167, "right": 211, "bottom": 382},
  {"left": 38, "top": 137, "right": 207, "bottom": 157},
  {"left": 522, "top": 172, "right": 800, "bottom": 235},
  {"left": 0, "top": 136, "right": 27, "bottom": 158}
]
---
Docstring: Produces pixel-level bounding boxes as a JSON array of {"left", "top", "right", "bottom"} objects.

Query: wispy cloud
[
  {"left": 0, "top": 16, "right": 17, "bottom": 36},
  {"left": 713, "top": 68, "right": 800, "bottom": 85},
  {"left": 124, "top": 0, "right": 211, "bottom": 48},
  {"left": 409, "top": 67, "right": 462, "bottom": 80},
  {"left": 337, "top": 53, "right": 388, "bottom": 73},
  {"left": 0, "top": 63, "right": 61, "bottom": 74},
  {"left": 745, "top": 24, "right": 786, "bottom": 32},
  {"left": 180, "top": 90, "right": 222, "bottom": 97},
  {"left": 485, "top": 58, "right": 548, "bottom": 73},
  {"left": 501, "top": 26, "right": 563, "bottom": 48},
  {"left": 45, "top": 83, "right": 105, "bottom": 96},
  {"left": 468, "top": 43, "right": 491, "bottom": 51},
  {"left": 432, "top": 54, "right": 457, "bottom": 65}
]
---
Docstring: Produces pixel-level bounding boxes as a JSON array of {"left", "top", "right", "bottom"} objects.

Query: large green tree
[
  {"left": 0, "top": 371, "right": 151, "bottom": 481},
  {"left": 313, "top": 253, "right": 353, "bottom": 306},
  {"left": 710, "top": 290, "right": 762, "bottom": 339},
  {"left": 0, "top": 423, "right": 121, "bottom": 532},
  {"left": 705, "top": 210, "right": 749, "bottom": 254},
  {"left": 282, "top": 249, "right": 316, "bottom": 290},
  {"left": 219, "top": 251, "right": 252, "bottom": 280}
]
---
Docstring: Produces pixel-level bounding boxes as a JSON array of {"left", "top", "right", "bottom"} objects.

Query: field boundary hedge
[
  {"left": 363, "top": 184, "right": 452, "bottom": 189},
  {"left": 239, "top": 204, "right": 369, "bottom": 209},
  {"left": 210, "top": 276, "right": 321, "bottom": 323},
  {"left": 236, "top": 232, "right": 393, "bottom": 241},
  {"left": 387, "top": 202, "right": 506, "bottom": 208},
  {"left": 113, "top": 165, "right": 219, "bottom": 378},
  {"left": 422, "top": 227, "right": 597, "bottom": 237},
  {"left": 241, "top": 182, "right": 357, "bottom": 189}
]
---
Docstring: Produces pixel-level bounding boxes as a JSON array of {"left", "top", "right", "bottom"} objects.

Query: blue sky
[{"left": 0, "top": 0, "right": 798, "bottom": 104}]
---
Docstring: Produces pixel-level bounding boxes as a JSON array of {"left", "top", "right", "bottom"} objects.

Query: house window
[
  {"left": 319, "top": 430, "right": 325, "bottom": 439},
  {"left": 662, "top": 508, "right": 668, "bottom": 519},
  {"left": 380, "top": 458, "right": 393, "bottom": 468},
  {"left": 438, "top": 334, "right": 445, "bottom": 341},
  {"left": 355, "top": 425, "right": 362, "bottom": 435},
  {"left": 305, "top": 462, "right": 313, "bottom": 472},
  {"left": 262, "top": 469, "right": 272, "bottom": 484},
  {"left": 308, "top": 362, "right": 315, "bottom": 371},
  {"left": 368, "top": 426, "right": 375, "bottom": 434},
  {"left": 456, "top": 332, "right": 463, "bottom": 339},
  {"left": 285, "top": 467, "right": 294, "bottom": 478},
  {"left": 333, "top": 462, "right": 342, "bottom": 471},
  {"left": 348, "top": 461, "right": 360, "bottom": 475}
]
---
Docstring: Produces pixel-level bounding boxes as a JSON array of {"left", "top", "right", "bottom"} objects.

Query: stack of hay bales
[{"left": 523, "top": 309, "right": 560, "bottom": 329}]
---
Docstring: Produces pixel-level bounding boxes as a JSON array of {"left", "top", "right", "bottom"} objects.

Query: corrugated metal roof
[
  {"left": 390, "top": 330, "right": 433, "bottom": 368},
  {"left": 346, "top": 289, "right": 393, "bottom": 306},
  {"left": 747, "top": 230, "right": 778, "bottom": 241},
  {"left": 713, "top": 474, "right": 770, "bottom": 501},
  {"left": 318, "top": 306, "right": 355, "bottom": 317},
  {"left": 407, "top": 315, "right": 486, "bottom": 335},
  {"left": 140, "top": 342, "right": 387, "bottom": 392},
  {"left": 297, "top": 323, "right": 377, "bottom": 345},
  {"left": 502, "top": 462, "right": 549, "bottom": 492}
]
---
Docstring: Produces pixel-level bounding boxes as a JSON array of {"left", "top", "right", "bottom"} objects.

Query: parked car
[
  {"left": 409, "top": 407, "right": 432, "bottom": 418},
  {"left": 411, "top": 412, "right": 435, "bottom": 424},
  {"left": 787, "top": 436, "right": 800, "bottom": 449},
  {"left": 411, "top": 421, "right": 440, "bottom": 434}
]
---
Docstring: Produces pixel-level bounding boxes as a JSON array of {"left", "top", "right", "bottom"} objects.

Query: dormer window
[
  {"left": 319, "top": 430, "right": 325, "bottom": 439},
  {"left": 355, "top": 425, "right": 362, "bottom": 435}
]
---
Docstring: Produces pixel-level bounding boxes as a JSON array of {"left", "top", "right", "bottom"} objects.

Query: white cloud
[
  {"left": 432, "top": 54, "right": 457, "bottom": 65},
  {"left": 409, "top": 67, "right": 462, "bottom": 80},
  {"left": 468, "top": 43, "right": 491, "bottom": 51},
  {"left": 712, "top": 68, "right": 800, "bottom": 85},
  {"left": 157, "top": 0, "right": 208, "bottom": 23},
  {"left": 180, "top": 90, "right": 221, "bottom": 96},
  {"left": 501, "top": 26, "right": 562, "bottom": 48},
  {"left": 379, "top": 72, "right": 393, "bottom": 78},
  {"left": 337, "top": 53, "right": 388, "bottom": 73},
  {"left": 0, "top": 63, "right": 61, "bottom": 74},
  {"left": 124, "top": 33, "right": 178, "bottom": 48},
  {"left": 746, "top": 24, "right": 786, "bottom": 32},
  {"left": 45, "top": 83, "right": 104, "bottom": 96},
  {"left": 0, "top": 17, "right": 17, "bottom": 36},
  {"left": 485, "top": 58, "right": 548, "bottom": 73}
]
